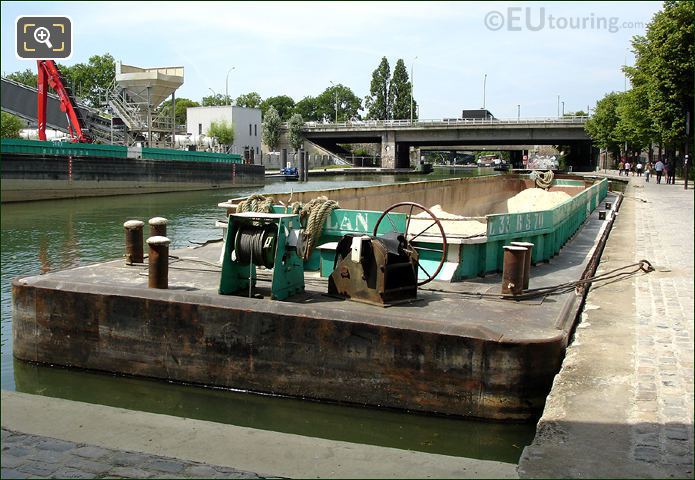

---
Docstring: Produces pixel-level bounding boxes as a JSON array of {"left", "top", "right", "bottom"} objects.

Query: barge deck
[{"left": 12, "top": 191, "right": 618, "bottom": 422}]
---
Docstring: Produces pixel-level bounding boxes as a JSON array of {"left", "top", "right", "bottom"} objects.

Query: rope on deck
[
  {"left": 290, "top": 196, "right": 340, "bottom": 261},
  {"left": 236, "top": 194, "right": 275, "bottom": 213},
  {"left": 531, "top": 170, "right": 555, "bottom": 190},
  {"left": 421, "top": 259, "right": 655, "bottom": 301}
]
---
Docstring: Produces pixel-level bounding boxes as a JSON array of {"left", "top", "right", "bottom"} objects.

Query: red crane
[{"left": 36, "top": 59, "right": 91, "bottom": 143}]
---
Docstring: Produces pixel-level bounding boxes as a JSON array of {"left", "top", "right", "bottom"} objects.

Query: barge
[
  {"left": 1, "top": 139, "right": 264, "bottom": 203},
  {"left": 12, "top": 174, "right": 613, "bottom": 421}
]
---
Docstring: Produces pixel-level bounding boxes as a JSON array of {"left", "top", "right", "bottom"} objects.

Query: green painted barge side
[
  {"left": 1, "top": 139, "right": 261, "bottom": 202},
  {"left": 1, "top": 138, "right": 243, "bottom": 164}
]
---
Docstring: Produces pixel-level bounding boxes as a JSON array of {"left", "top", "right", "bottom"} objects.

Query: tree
[
  {"left": 316, "top": 84, "right": 362, "bottom": 122},
  {"left": 160, "top": 98, "right": 200, "bottom": 126},
  {"left": 6, "top": 68, "right": 37, "bottom": 88},
  {"left": 202, "top": 94, "right": 232, "bottom": 106},
  {"left": 59, "top": 53, "right": 116, "bottom": 107},
  {"left": 287, "top": 113, "right": 304, "bottom": 151},
  {"left": 207, "top": 119, "right": 234, "bottom": 148},
  {"left": 389, "top": 59, "right": 415, "bottom": 120},
  {"left": 585, "top": 92, "right": 623, "bottom": 159},
  {"left": 614, "top": 82, "right": 654, "bottom": 152},
  {"left": 262, "top": 106, "right": 282, "bottom": 152},
  {"left": 365, "top": 57, "right": 390, "bottom": 120},
  {"left": 5, "top": 53, "right": 115, "bottom": 107},
  {"left": 235, "top": 92, "right": 263, "bottom": 109},
  {"left": 1, "top": 112, "right": 24, "bottom": 138},
  {"left": 261, "top": 95, "right": 295, "bottom": 120},
  {"left": 294, "top": 96, "right": 320, "bottom": 121},
  {"left": 628, "top": 1, "right": 694, "bottom": 152}
]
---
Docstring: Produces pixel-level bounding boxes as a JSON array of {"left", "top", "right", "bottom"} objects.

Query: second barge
[{"left": 1, "top": 139, "right": 264, "bottom": 203}]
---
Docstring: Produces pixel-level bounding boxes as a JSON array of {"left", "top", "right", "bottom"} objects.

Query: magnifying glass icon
[{"left": 34, "top": 27, "right": 53, "bottom": 49}]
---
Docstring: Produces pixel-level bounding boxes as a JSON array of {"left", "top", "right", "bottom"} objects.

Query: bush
[
  {"left": 208, "top": 119, "right": 234, "bottom": 146},
  {"left": 1, "top": 112, "right": 24, "bottom": 138}
]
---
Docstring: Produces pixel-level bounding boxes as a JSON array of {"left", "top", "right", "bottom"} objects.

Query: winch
[
  {"left": 328, "top": 202, "right": 448, "bottom": 306},
  {"left": 219, "top": 212, "right": 304, "bottom": 300}
]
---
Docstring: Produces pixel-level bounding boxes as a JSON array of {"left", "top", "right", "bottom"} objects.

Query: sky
[{"left": 1, "top": 1, "right": 663, "bottom": 119}]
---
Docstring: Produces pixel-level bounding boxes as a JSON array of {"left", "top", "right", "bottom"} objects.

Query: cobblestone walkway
[
  {"left": 1, "top": 428, "right": 263, "bottom": 479},
  {"left": 630, "top": 179, "right": 694, "bottom": 476}
]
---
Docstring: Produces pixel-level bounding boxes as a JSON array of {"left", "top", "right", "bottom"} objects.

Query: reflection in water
[
  {"left": 14, "top": 360, "right": 533, "bottom": 463},
  {"left": 1, "top": 171, "right": 534, "bottom": 463},
  {"left": 38, "top": 237, "right": 50, "bottom": 273}
]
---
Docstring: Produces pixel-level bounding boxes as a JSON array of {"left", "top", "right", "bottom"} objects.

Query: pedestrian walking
[
  {"left": 667, "top": 158, "right": 676, "bottom": 184},
  {"left": 636, "top": 161, "right": 643, "bottom": 176},
  {"left": 624, "top": 161, "right": 631, "bottom": 177},
  {"left": 644, "top": 161, "right": 652, "bottom": 182},
  {"left": 618, "top": 160, "right": 624, "bottom": 176},
  {"left": 654, "top": 159, "right": 664, "bottom": 184}
]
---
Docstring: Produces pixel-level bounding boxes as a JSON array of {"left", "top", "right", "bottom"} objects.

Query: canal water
[{"left": 1, "top": 170, "right": 536, "bottom": 463}]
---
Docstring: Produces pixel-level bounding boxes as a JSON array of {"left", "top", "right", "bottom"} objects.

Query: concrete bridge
[{"left": 292, "top": 116, "right": 594, "bottom": 169}]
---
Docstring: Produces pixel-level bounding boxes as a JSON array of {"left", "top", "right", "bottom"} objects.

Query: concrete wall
[
  {"left": 186, "top": 106, "right": 261, "bottom": 158},
  {"left": 261, "top": 152, "right": 332, "bottom": 170}
]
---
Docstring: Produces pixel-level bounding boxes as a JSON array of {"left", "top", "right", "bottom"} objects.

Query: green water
[{"left": 1, "top": 170, "right": 535, "bottom": 463}]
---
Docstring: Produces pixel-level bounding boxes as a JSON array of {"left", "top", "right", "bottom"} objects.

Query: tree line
[
  {"left": 585, "top": 1, "right": 693, "bottom": 168},
  {"left": 4, "top": 55, "right": 416, "bottom": 126}
]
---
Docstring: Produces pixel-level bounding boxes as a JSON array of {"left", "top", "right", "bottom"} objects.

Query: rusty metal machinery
[{"left": 328, "top": 202, "right": 447, "bottom": 306}]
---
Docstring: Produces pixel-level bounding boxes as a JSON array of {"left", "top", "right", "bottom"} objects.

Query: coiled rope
[
  {"left": 236, "top": 194, "right": 275, "bottom": 214},
  {"left": 290, "top": 196, "right": 340, "bottom": 261},
  {"left": 236, "top": 193, "right": 339, "bottom": 262},
  {"left": 531, "top": 170, "right": 554, "bottom": 190}
]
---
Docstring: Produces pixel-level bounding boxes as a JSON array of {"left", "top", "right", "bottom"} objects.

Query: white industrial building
[{"left": 186, "top": 106, "right": 262, "bottom": 159}]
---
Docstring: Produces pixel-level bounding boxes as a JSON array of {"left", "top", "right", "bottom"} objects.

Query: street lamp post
[
  {"left": 225, "top": 67, "right": 235, "bottom": 106},
  {"left": 557, "top": 95, "right": 560, "bottom": 117},
  {"left": 517, "top": 104, "right": 520, "bottom": 121},
  {"left": 482, "top": 73, "right": 487, "bottom": 110},
  {"left": 208, "top": 88, "right": 217, "bottom": 102},
  {"left": 561, "top": 101, "right": 565, "bottom": 116},
  {"left": 624, "top": 49, "right": 628, "bottom": 92},
  {"left": 410, "top": 56, "right": 418, "bottom": 123},
  {"left": 329, "top": 80, "right": 338, "bottom": 123}
]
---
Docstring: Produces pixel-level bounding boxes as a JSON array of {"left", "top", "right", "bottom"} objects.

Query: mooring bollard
[
  {"left": 510, "top": 241, "right": 534, "bottom": 290},
  {"left": 149, "top": 217, "right": 168, "bottom": 237},
  {"left": 502, "top": 245, "right": 527, "bottom": 295},
  {"left": 599, "top": 211, "right": 607, "bottom": 220},
  {"left": 123, "top": 220, "right": 144, "bottom": 265},
  {"left": 147, "top": 236, "right": 170, "bottom": 289},
  {"left": 605, "top": 202, "right": 612, "bottom": 210}
]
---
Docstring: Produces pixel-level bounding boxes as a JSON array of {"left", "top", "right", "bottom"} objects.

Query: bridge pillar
[
  {"left": 381, "top": 131, "right": 396, "bottom": 168},
  {"left": 566, "top": 140, "right": 594, "bottom": 171},
  {"left": 509, "top": 150, "right": 523, "bottom": 168},
  {"left": 396, "top": 143, "right": 410, "bottom": 169}
]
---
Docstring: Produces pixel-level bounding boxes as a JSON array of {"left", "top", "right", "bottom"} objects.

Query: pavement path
[
  {"left": 1, "top": 428, "right": 262, "bottom": 479},
  {"left": 518, "top": 176, "right": 694, "bottom": 478}
]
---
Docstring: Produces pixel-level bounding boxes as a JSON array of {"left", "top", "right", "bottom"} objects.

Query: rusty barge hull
[{"left": 13, "top": 276, "right": 567, "bottom": 421}]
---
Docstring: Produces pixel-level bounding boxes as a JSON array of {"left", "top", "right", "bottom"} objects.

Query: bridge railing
[{"left": 288, "top": 116, "right": 589, "bottom": 130}]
